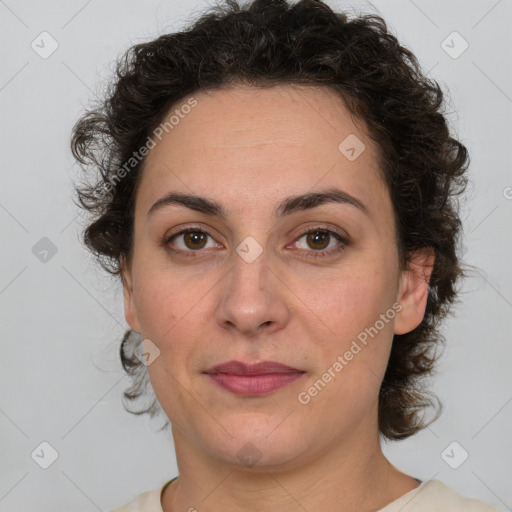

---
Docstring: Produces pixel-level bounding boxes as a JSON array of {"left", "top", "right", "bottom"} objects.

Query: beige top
[{"left": 109, "top": 477, "right": 502, "bottom": 511}]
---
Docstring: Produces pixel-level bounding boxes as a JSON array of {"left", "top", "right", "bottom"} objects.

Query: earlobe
[
  {"left": 120, "top": 253, "right": 141, "bottom": 333},
  {"left": 394, "top": 247, "right": 435, "bottom": 335}
]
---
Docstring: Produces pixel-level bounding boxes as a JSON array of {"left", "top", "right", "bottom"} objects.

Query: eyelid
[
  {"left": 290, "top": 224, "right": 349, "bottom": 246},
  {"left": 163, "top": 223, "right": 223, "bottom": 253},
  {"left": 289, "top": 225, "right": 349, "bottom": 259},
  {"left": 164, "top": 222, "right": 224, "bottom": 240}
]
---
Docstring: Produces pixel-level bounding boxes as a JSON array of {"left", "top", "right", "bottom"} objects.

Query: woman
[{"left": 70, "top": 0, "right": 500, "bottom": 510}]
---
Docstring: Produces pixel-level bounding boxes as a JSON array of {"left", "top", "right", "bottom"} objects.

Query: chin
[{"left": 203, "top": 424, "right": 310, "bottom": 471}]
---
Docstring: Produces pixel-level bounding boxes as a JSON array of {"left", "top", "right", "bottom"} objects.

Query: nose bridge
[
  {"left": 232, "top": 236, "right": 268, "bottom": 295},
  {"left": 216, "top": 236, "right": 287, "bottom": 335}
]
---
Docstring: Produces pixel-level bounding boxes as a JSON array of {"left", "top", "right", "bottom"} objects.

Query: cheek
[
  {"left": 298, "top": 270, "right": 397, "bottom": 434},
  {"left": 321, "top": 255, "right": 398, "bottom": 337},
  {"left": 133, "top": 280, "right": 175, "bottom": 339},
  {"left": 131, "top": 256, "right": 211, "bottom": 341},
  {"left": 134, "top": 270, "right": 209, "bottom": 422},
  {"left": 309, "top": 254, "right": 398, "bottom": 394}
]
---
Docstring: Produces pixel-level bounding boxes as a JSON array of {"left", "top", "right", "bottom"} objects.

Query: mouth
[{"left": 203, "top": 360, "right": 306, "bottom": 396}]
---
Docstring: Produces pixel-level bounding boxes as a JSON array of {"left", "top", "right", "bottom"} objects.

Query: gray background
[{"left": 1, "top": 0, "right": 511, "bottom": 510}]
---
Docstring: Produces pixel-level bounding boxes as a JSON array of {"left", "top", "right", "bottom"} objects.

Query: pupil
[
  {"left": 186, "top": 231, "right": 206, "bottom": 249},
  {"left": 308, "top": 231, "right": 328, "bottom": 250}
]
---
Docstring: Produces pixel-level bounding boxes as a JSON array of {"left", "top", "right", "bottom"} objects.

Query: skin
[{"left": 121, "top": 84, "right": 434, "bottom": 512}]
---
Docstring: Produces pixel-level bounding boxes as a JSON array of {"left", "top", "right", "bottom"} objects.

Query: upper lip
[{"left": 203, "top": 360, "right": 304, "bottom": 375}]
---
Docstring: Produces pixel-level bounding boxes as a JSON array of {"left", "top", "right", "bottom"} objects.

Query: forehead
[{"left": 136, "top": 84, "right": 388, "bottom": 219}]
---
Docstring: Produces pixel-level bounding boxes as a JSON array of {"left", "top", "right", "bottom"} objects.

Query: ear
[
  {"left": 120, "top": 253, "right": 142, "bottom": 333},
  {"left": 394, "top": 247, "right": 435, "bottom": 335}
]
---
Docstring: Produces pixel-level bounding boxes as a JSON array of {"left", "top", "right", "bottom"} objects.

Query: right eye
[{"left": 164, "top": 228, "right": 222, "bottom": 257}]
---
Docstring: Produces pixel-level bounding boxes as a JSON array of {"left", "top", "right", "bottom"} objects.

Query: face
[{"left": 122, "top": 84, "right": 431, "bottom": 471}]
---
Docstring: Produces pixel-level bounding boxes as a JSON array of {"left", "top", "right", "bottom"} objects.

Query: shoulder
[
  {"left": 108, "top": 488, "right": 163, "bottom": 512},
  {"left": 379, "top": 479, "right": 502, "bottom": 512}
]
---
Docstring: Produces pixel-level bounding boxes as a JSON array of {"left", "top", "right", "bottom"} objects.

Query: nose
[{"left": 215, "top": 244, "right": 290, "bottom": 339}]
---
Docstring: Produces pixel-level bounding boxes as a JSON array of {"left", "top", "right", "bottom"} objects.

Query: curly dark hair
[{"left": 70, "top": 0, "right": 469, "bottom": 440}]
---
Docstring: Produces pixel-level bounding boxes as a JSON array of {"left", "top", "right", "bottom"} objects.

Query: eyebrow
[{"left": 147, "top": 187, "right": 369, "bottom": 221}]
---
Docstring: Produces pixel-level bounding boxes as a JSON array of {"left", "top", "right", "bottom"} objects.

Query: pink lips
[{"left": 203, "top": 360, "right": 305, "bottom": 396}]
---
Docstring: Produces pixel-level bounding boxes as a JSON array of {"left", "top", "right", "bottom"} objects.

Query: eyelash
[{"left": 162, "top": 224, "right": 349, "bottom": 260}]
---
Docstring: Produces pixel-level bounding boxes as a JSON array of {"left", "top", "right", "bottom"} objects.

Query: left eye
[{"left": 293, "top": 229, "right": 346, "bottom": 253}]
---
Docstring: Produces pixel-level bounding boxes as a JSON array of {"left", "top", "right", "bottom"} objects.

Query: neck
[{"left": 161, "top": 426, "right": 419, "bottom": 512}]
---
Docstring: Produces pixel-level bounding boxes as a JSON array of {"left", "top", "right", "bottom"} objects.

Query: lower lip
[{"left": 205, "top": 372, "right": 305, "bottom": 396}]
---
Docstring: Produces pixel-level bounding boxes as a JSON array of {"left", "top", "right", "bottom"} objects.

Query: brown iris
[
  {"left": 306, "top": 231, "right": 330, "bottom": 250},
  {"left": 184, "top": 231, "right": 208, "bottom": 249}
]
